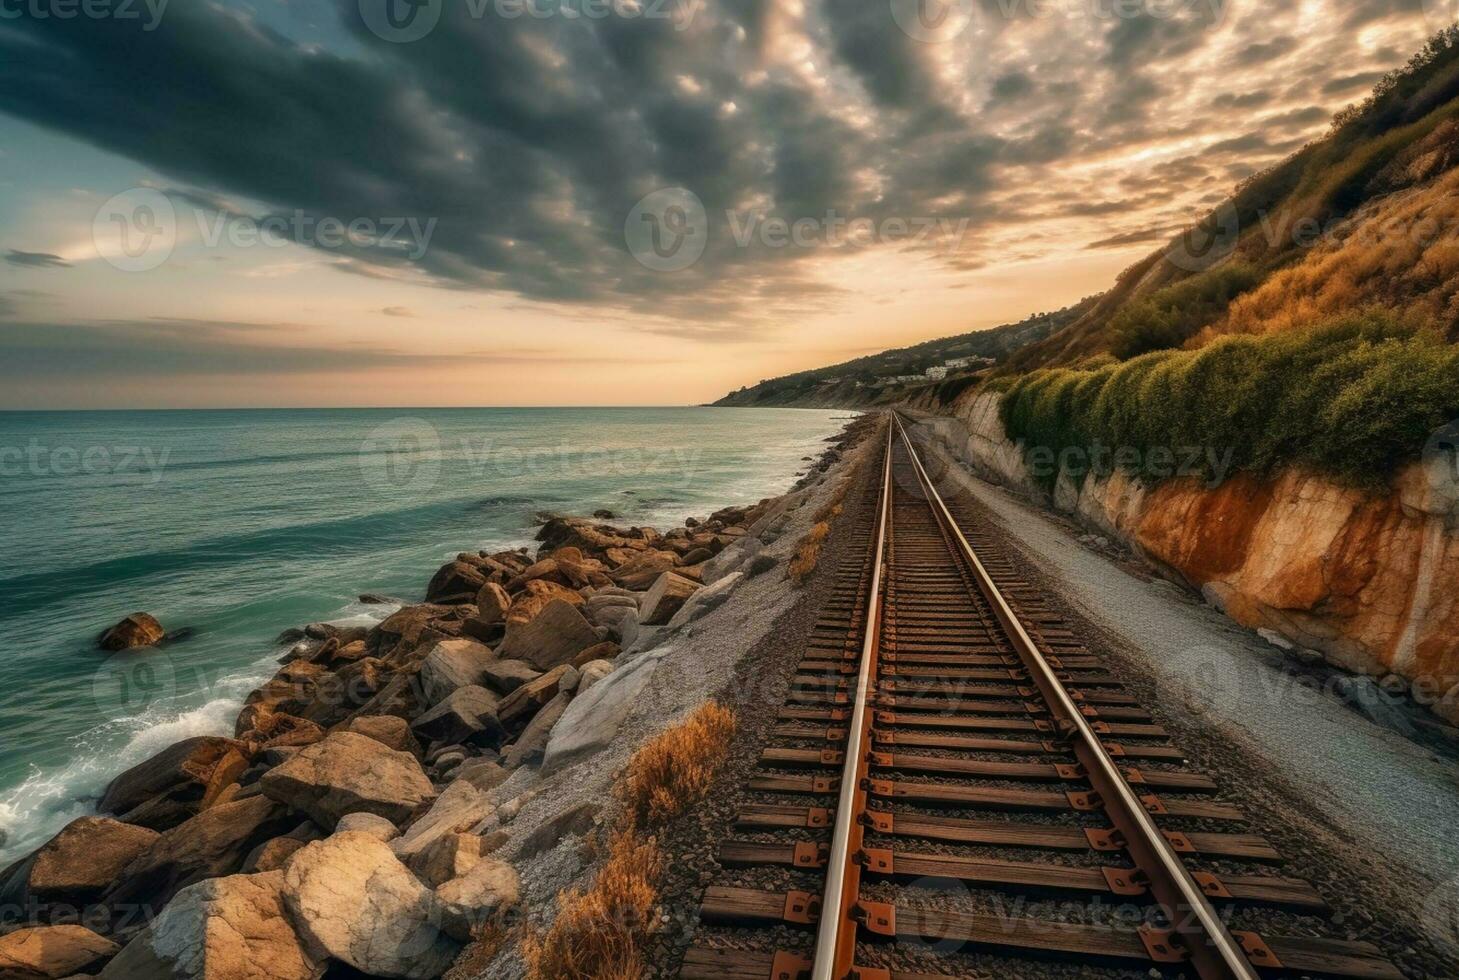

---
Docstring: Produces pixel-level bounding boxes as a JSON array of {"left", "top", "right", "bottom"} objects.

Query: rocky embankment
[
  {"left": 0, "top": 418, "right": 873, "bottom": 980},
  {"left": 916, "top": 391, "right": 1459, "bottom": 730}
]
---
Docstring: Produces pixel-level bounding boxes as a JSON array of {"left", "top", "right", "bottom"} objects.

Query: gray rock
[
  {"left": 542, "top": 648, "right": 668, "bottom": 773},
  {"left": 411, "top": 686, "right": 505, "bottom": 747},
  {"left": 502, "top": 691, "right": 571, "bottom": 769},
  {"left": 418, "top": 639, "right": 496, "bottom": 706},
  {"left": 335, "top": 812, "right": 400, "bottom": 842},
  {"left": 498, "top": 599, "right": 599, "bottom": 671},
  {"left": 99, "top": 872, "right": 317, "bottom": 980},
  {"left": 260, "top": 732, "right": 434, "bottom": 830},
  {"left": 284, "top": 833, "right": 458, "bottom": 978},
  {"left": 434, "top": 858, "right": 519, "bottom": 942},
  {"left": 666, "top": 572, "right": 742, "bottom": 629},
  {"left": 103, "top": 795, "right": 295, "bottom": 916},
  {"left": 481, "top": 659, "right": 542, "bottom": 695},
  {"left": 346, "top": 715, "right": 423, "bottom": 757},
  {"left": 0, "top": 925, "right": 118, "bottom": 979},
  {"left": 390, "top": 773, "right": 498, "bottom": 862},
  {"left": 574, "top": 660, "right": 614, "bottom": 695},
  {"left": 516, "top": 802, "right": 601, "bottom": 861}
]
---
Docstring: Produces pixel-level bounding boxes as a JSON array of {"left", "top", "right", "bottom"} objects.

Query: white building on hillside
[{"left": 925, "top": 365, "right": 948, "bottom": 380}]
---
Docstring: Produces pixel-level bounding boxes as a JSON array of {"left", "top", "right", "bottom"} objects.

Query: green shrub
[
  {"left": 999, "top": 311, "right": 1459, "bottom": 490},
  {"left": 1107, "top": 262, "right": 1263, "bottom": 358}
]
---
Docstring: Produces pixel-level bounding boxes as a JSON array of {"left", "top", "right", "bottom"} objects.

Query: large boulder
[
  {"left": 366, "top": 603, "right": 454, "bottom": 661},
  {"left": 99, "top": 737, "right": 247, "bottom": 830},
  {"left": 609, "top": 551, "right": 680, "bottom": 590},
  {"left": 97, "top": 613, "right": 165, "bottom": 651},
  {"left": 391, "top": 765, "right": 506, "bottom": 861},
  {"left": 260, "top": 732, "right": 434, "bottom": 830},
  {"left": 284, "top": 832, "right": 458, "bottom": 979},
  {"left": 425, "top": 559, "right": 488, "bottom": 603},
  {"left": 0, "top": 925, "right": 118, "bottom": 979},
  {"left": 480, "top": 659, "right": 541, "bottom": 695},
  {"left": 345, "top": 715, "right": 423, "bottom": 757},
  {"left": 406, "top": 834, "right": 484, "bottom": 889},
  {"left": 666, "top": 571, "right": 742, "bottom": 628},
  {"left": 639, "top": 572, "right": 699, "bottom": 626},
  {"left": 544, "top": 649, "right": 667, "bottom": 773},
  {"left": 104, "top": 795, "right": 295, "bottom": 916},
  {"left": 12, "top": 817, "right": 160, "bottom": 905},
  {"left": 434, "top": 858, "right": 519, "bottom": 942},
  {"left": 410, "top": 686, "right": 505, "bottom": 747},
  {"left": 498, "top": 600, "right": 598, "bottom": 671},
  {"left": 497, "top": 664, "right": 576, "bottom": 727},
  {"left": 99, "top": 872, "right": 319, "bottom": 980},
  {"left": 502, "top": 691, "right": 570, "bottom": 770},
  {"left": 575, "top": 659, "right": 615, "bottom": 695},
  {"left": 418, "top": 639, "right": 496, "bottom": 705}
]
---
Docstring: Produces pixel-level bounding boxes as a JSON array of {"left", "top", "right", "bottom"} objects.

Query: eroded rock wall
[{"left": 924, "top": 392, "right": 1459, "bottom": 722}]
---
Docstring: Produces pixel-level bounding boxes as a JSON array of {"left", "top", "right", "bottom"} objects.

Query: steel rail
[
  {"left": 809, "top": 417, "right": 894, "bottom": 980},
  {"left": 890, "top": 412, "right": 1260, "bottom": 980}
]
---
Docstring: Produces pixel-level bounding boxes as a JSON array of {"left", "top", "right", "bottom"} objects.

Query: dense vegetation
[
  {"left": 1107, "top": 262, "right": 1262, "bottom": 358},
  {"left": 1001, "top": 312, "right": 1459, "bottom": 489}
]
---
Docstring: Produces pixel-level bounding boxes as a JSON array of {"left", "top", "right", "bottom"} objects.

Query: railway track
[{"left": 677, "top": 414, "right": 1404, "bottom": 980}]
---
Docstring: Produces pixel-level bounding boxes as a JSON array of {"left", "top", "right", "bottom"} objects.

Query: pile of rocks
[{"left": 0, "top": 502, "right": 770, "bottom": 979}]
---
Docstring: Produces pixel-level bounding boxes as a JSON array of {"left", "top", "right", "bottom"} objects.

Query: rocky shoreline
[{"left": 0, "top": 415, "right": 874, "bottom": 980}]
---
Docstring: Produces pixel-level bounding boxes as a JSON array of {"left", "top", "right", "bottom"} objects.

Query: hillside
[
  {"left": 722, "top": 29, "right": 1459, "bottom": 492},
  {"left": 713, "top": 301, "right": 1093, "bottom": 408}
]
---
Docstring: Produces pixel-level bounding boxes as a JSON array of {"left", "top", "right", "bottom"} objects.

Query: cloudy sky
[{"left": 0, "top": 0, "right": 1440, "bottom": 407}]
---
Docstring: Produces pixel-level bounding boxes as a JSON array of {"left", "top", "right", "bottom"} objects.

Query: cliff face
[{"left": 926, "top": 392, "right": 1459, "bottom": 723}]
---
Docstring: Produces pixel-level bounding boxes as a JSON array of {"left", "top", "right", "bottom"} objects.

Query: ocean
[{"left": 0, "top": 406, "right": 848, "bottom": 863}]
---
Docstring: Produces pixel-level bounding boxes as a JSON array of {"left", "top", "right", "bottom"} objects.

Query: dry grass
[
  {"left": 1211, "top": 168, "right": 1459, "bottom": 341},
  {"left": 443, "top": 919, "right": 512, "bottom": 980},
  {"left": 618, "top": 702, "right": 737, "bottom": 829},
  {"left": 787, "top": 521, "right": 831, "bottom": 586},
  {"left": 522, "top": 831, "right": 663, "bottom": 980}
]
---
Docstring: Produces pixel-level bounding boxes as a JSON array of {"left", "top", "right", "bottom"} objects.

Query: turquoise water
[{"left": 0, "top": 407, "right": 847, "bottom": 861}]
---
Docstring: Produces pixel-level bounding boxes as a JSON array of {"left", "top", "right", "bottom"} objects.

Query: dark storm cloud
[
  {"left": 0, "top": 0, "right": 1433, "bottom": 325},
  {"left": 5, "top": 250, "right": 70, "bottom": 269}
]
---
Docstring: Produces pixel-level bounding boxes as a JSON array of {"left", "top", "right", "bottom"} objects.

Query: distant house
[
  {"left": 944, "top": 357, "right": 971, "bottom": 369},
  {"left": 925, "top": 366, "right": 948, "bottom": 380}
]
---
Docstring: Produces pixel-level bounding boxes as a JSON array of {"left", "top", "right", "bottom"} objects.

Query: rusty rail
[{"left": 679, "top": 411, "right": 1403, "bottom": 980}]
